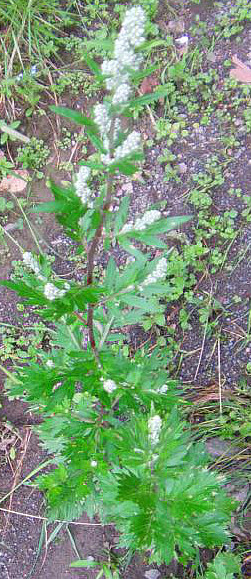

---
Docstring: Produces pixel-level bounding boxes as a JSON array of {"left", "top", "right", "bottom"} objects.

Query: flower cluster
[
  {"left": 23, "top": 252, "right": 45, "bottom": 281},
  {"left": 93, "top": 104, "right": 111, "bottom": 136},
  {"left": 115, "top": 131, "right": 141, "bottom": 160},
  {"left": 75, "top": 166, "right": 93, "bottom": 207},
  {"left": 140, "top": 257, "right": 168, "bottom": 289},
  {"left": 101, "top": 6, "right": 146, "bottom": 104},
  {"left": 23, "top": 252, "right": 71, "bottom": 302},
  {"left": 112, "top": 83, "right": 132, "bottom": 105},
  {"left": 44, "top": 282, "right": 69, "bottom": 301},
  {"left": 121, "top": 209, "right": 161, "bottom": 235},
  {"left": 101, "top": 128, "right": 141, "bottom": 166},
  {"left": 148, "top": 415, "right": 162, "bottom": 446},
  {"left": 103, "top": 379, "right": 117, "bottom": 393},
  {"left": 157, "top": 384, "right": 168, "bottom": 394},
  {"left": 46, "top": 359, "right": 55, "bottom": 368},
  {"left": 93, "top": 7, "right": 146, "bottom": 166}
]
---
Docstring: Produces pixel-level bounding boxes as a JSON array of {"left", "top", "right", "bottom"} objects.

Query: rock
[
  {"left": 225, "top": 483, "right": 249, "bottom": 503},
  {"left": 144, "top": 570, "right": 161, "bottom": 579},
  {"left": 207, "top": 52, "right": 217, "bottom": 63},
  {"left": 166, "top": 19, "right": 185, "bottom": 35},
  {"left": 177, "top": 162, "right": 187, "bottom": 174},
  {"left": 205, "top": 437, "right": 241, "bottom": 458}
]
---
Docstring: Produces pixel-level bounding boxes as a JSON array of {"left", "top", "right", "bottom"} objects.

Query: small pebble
[
  {"left": 177, "top": 162, "right": 188, "bottom": 174},
  {"left": 144, "top": 570, "right": 161, "bottom": 579}
]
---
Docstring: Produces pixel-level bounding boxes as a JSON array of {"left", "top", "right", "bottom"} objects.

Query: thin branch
[
  {"left": 218, "top": 336, "right": 222, "bottom": 416},
  {"left": 0, "top": 506, "right": 113, "bottom": 526},
  {"left": 0, "top": 121, "right": 30, "bottom": 144}
]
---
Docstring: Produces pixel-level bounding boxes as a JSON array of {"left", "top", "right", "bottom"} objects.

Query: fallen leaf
[
  {"left": 140, "top": 75, "right": 159, "bottom": 95},
  {"left": 232, "top": 54, "right": 251, "bottom": 70},
  {"left": 230, "top": 54, "right": 251, "bottom": 83},
  {"left": 0, "top": 169, "right": 29, "bottom": 193}
]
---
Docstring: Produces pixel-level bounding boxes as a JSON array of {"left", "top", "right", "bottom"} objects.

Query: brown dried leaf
[
  {"left": 230, "top": 54, "right": 251, "bottom": 83},
  {"left": 140, "top": 75, "right": 159, "bottom": 95},
  {"left": 232, "top": 54, "right": 251, "bottom": 71},
  {"left": 192, "top": 384, "right": 232, "bottom": 404},
  {"left": 0, "top": 170, "right": 29, "bottom": 193}
]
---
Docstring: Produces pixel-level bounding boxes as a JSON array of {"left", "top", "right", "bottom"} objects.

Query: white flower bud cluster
[
  {"left": 101, "top": 6, "right": 146, "bottom": 101},
  {"left": 122, "top": 6, "right": 146, "bottom": 47},
  {"left": 75, "top": 166, "right": 93, "bottom": 207},
  {"left": 101, "top": 128, "right": 141, "bottom": 166},
  {"left": 140, "top": 257, "right": 168, "bottom": 289},
  {"left": 23, "top": 251, "right": 71, "bottom": 301},
  {"left": 135, "top": 210, "right": 161, "bottom": 231},
  {"left": 115, "top": 131, "right": 141, "bottom": 159},
  {"left": 157, "top": 384, "right": 168, "bottom": 394},
  {"left": 94, "top": 8, "right": 145, "bottom": 167},
  {"left": 103, "top": 379, "right": 117, "bottom": 393},
  {"left": 113, "top": 83, "right": 132, "bottom": 105},
  {"left": 46, "top": 359, "right": 55, "bottom": 368},
  {"left": 120, "top": 209, "right": 161, "bottom": 235},
  {"left": 22, "top": 251, "right": 45, "bottom": 281},
  {"left": 148, "top": 415, "right": 162, "bottom": 446},
  {"left": 94, "top": 104, "right": 111, "bottom": 136},
  {"left": 44, "top": 282, "right": 68, "bottom": 301},
  {"left": 23, "top": 251, "right": 40, "bottom": 274}
]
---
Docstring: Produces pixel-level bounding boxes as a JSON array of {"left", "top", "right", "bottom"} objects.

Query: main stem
[{"left": 86, "top": 118, "right": 116, "bottom": 361}]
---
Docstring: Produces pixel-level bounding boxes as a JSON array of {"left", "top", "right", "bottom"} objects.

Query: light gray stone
[
  {"left": 177, "top": 162, "right": 187, "bottom": 174},
  {"left": 144, "top": 569, "right": 161, "bottom": 579}
]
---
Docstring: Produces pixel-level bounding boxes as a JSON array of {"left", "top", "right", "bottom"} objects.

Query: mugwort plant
[{"left": 1, "top": 6, "right": 236, "bottom": 567}]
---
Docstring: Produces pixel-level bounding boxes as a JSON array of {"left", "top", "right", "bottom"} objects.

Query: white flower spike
[
  {"left": 140, "top": 258, "right": 168, "bottom": 289},
  {"left": 75, "top": 166, "right": 93, "bottom": 207},
  {"left": 148, "top": 415, "right": 162, "bottom": 446},
  {"left": 44, "top": 282, "right": 67, "bottom": 301},
  {"left": 120, "top": 210, "right": 161, "bottom": 235},
  {"left": 103, "top": 379, "right": 117, "bottom": 393}
]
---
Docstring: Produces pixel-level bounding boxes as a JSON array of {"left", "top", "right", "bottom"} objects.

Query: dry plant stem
[
  {"left": 218, "top": 337, "right": 222, "bottom": 415},
  {"left": 0, "top": 507, "right": 113, "bottom": 526},
  {"left": 194, "top": 318, "right": 208, "bottom": 381},
  {"left": 3, "top": 428, "right": 31, "bottom": 533},
  {"left": 0, "top": 121, "right": 30, "bottom": 144}
]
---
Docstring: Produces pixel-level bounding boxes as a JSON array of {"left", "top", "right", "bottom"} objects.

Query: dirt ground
[{"left": 0, "top": 0, "right": 251, "bottom": 577}]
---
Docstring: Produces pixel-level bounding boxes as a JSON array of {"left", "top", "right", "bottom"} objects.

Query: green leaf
[
  {"left": 34, "top": 180, "right": 85, "bottom": 241},
  {"left": 142, "top": 38, "right": 173, "bottom": 53},
  {"left": 203, "top": 552, "right": 241, "bottom": 579},
  {"left": 70, "top": 559, "right": 98, "bottom": 568},
  {"left": 0, "top": 280, "right": 48, "bottom": 305},
  {"left": 128, "top": 232, "right": 167, "bottom": 248},
  {"left": 31, "top": 201, "right": 64, "bottom": 214},
  {"left": 50, "top": 106, "right": 98, "bottom": 132},
  {"left": 130, "top": 64, "right": 160, "bottom": 82},
  {"left": 121, "top": 294, "right": 162, "bottom": 313},
  {"left": 108, "top": 160, "right": 138, "bottom": 176},
  {"left": 104, "top": 257, "right": 118, "bottom": 291},
  {"left": 82, "top": 53, "right": 103, "bottom": 81},
  {"left": 79, "top": 160, "right": 105, "bottom": 170},
  {"left": 127, "top": 86, "right": 170, "bottom": 108},
  {"left": 114, "top": 196, "right": 130, "bottom": 235},
  {"left": 85, "top": 129, "right": 107, "bottom": 154}
]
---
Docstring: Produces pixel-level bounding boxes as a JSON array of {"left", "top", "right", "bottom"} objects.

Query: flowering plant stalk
[{"left": 1, "top": 6, "right": 236, "bottom": 568}]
